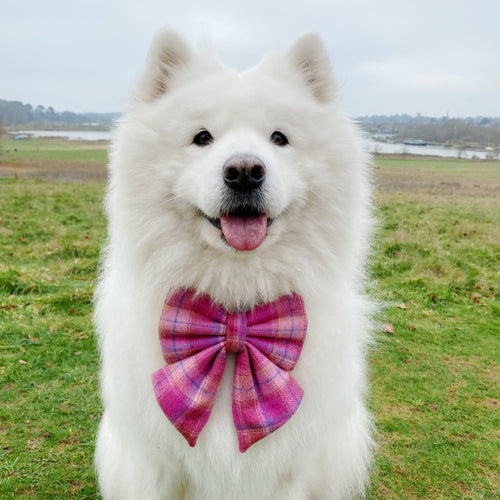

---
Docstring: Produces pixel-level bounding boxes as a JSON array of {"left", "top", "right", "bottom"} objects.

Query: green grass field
[
  {"left": 369, "top": 190, "right": 499, "bottom": 498},
  {"left": 0, "top": 139, "right": 499, "bottom": 498}
]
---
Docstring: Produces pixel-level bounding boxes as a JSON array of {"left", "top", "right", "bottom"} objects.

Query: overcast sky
[{"left": 2, "top": 0, "right": 498, "bottom": 117}]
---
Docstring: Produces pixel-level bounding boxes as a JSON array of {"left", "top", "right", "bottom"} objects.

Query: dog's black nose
[{"left": 223, "top": 156, "right": 266, "bottom": 191}]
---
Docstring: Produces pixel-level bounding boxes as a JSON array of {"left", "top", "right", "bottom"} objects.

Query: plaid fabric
[{"left": 152, "top": 289, "right": 307, "bottom": 452}]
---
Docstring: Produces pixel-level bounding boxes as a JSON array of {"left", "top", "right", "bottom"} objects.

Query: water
[
  {"left": 15, "top": 130, "right": 111, "bottom": 141},
  {"left": 368, "top": 140, "right": 496, "bottom": 160},
  {"left": 12, "top": 130, "right": 497, "bottom": 160}
]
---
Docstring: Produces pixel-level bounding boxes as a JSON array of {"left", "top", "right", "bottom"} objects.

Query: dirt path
[{"left": 0, "top": 158, "right": 107, "bottom": 182}]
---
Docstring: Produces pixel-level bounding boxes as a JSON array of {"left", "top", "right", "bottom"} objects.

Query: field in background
[
  {"left": 375, "top": 155, "right": 500, "bottom": 195},
  {"left": 0, "top": 138, "right": 107, "bottom": 182},
  {"left": 0, "top": 138, "right": 499, "bottom": 499}
]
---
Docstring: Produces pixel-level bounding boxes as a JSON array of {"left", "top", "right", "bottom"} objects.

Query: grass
[
  {"left": 2, "top": 137, "right": 108, "bottom": 163},
  {"left": 368, "top": 189, "right": 499, "bottom": 499},
  {"left": 0, "top": 140, "right": 499, "bottom": 498},
  {"left": 0, "top": 178, "right": 105, "bottom": 498}
]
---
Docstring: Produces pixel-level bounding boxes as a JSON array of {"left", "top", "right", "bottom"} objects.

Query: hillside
[
  {"left": 359, "top": 114, "right": 500, "bottom": 148},
  {"left": 0, "top": 99, "right": 118, "bottom": 130}
]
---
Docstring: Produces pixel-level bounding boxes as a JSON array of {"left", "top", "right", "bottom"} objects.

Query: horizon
[{"left": 2, "top": 98, "right": 499, "bottom": 122}]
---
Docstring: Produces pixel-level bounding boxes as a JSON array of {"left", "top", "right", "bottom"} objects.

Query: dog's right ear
[
  {"left": 286, "top": 33, "right": 336, "bottom": 103},
  {"left": 136, "top": 29, "right": 193, "bottom": 101}
]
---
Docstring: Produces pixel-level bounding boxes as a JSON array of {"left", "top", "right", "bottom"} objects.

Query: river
[
  {"left": 13, "top": 130, "right": 497, "bottom": 160},
  {"left": 368, "top": 140, "right": 496, "bottom": 160},
  {"left": 15, "top": 130, "right": 111, "bottom": 141}
]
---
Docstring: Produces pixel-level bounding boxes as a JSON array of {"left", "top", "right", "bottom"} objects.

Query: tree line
[
  {"left": 359, "top": 114, "right": 500, "bottom": 147},
  {"left": 0, "top": 99, "right": 118, "bottom": 129},
  {"left": 2, "top": 98, "right": 500, "bottom": 148}
]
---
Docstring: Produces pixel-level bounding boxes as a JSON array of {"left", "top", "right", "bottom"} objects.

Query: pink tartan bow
[{"left": 152, "top": 289, "right": 307, "bottom": 452}]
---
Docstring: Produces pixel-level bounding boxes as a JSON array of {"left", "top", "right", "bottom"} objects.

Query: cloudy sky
[{"left": 2, "top": 0, "right": 498, "bottom": 117}]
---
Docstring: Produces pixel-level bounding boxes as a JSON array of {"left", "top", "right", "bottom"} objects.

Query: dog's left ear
[{"left": 286, "top": 33, "right": 336, "bottom": 103}]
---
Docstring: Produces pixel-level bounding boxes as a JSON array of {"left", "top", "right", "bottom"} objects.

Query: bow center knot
[{"left": 225, "top": 312, "right": 247, "bottom": 353}]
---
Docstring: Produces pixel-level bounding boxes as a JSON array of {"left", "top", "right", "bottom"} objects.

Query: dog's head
[{"left": 108, "top": 30, "right": 370, "bottom": 306}]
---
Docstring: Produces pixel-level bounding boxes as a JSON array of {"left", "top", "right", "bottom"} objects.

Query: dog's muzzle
[{"left": 205, "top": 155, "right": 272, "bottom": 251}]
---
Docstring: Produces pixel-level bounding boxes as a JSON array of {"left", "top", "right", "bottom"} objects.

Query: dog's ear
[
  {"left": 286, "top": 33, "right": 336, "bottom": 103},
  {"left": 136, "top": 29, "right": 193, "bottom": 101}
]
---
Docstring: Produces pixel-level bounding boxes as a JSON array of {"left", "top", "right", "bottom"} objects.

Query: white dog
[{"left": 95, "top": 29, "right": 373, "bottom": 499}]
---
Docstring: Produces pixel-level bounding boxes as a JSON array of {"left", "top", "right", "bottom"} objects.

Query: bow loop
[
  {"left": 152, "top": 289, "right": 307, "bottom": 452},
  {"left": 158, "top": 289, "right": 227, "bottom": 363},
  {"left": 246, "top": 294, "right": 307, "bottom": 371}
]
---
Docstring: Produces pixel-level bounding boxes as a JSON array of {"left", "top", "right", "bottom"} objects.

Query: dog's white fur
[{"left": 95, "top": 30, "right": 373, "bottom": 499}]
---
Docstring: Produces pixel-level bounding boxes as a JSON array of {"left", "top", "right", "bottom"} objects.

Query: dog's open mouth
[{"left": 205, "top": 208, "right": 273, "bottom": 251}]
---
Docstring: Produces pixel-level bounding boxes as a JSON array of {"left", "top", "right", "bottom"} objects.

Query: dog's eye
[
  {"left": 193, "top": 130, "right": 213, "bottom": 147},
  {"left": 270, "top": 131, "right": 288, "bottom": 146}
]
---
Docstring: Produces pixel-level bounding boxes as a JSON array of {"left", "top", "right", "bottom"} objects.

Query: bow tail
[
  {"left": 152, "top": 345, "right": 226, "bottom": 447},
  {"left": 232, "top": 345, "right": 304, "bottom": 452}
]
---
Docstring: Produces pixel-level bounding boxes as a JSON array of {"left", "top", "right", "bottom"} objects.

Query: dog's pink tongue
[{"left": 220, "top": 214, "right": 267, "bottom": 251}]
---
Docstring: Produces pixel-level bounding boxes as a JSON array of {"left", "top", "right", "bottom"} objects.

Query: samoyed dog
[{"left": 95, "top": 29, "right": 373, "bottom": 499}]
